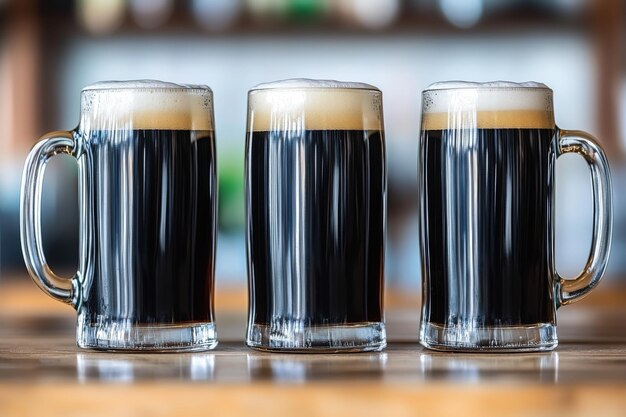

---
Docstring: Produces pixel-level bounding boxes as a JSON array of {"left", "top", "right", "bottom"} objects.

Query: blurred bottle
[
  {"left": 285, "top": 0, "right": 328, "bottom": 22},
  {"left": 438, "top": 0, "right": 483, "bottom": 28},
  {"left": 77, "top": 0, "right": 126, "bottom": 35},
  {"left": 246, "top": 0, "right": 287, "bottom": 20},
  {"left": 246, "top": 0, "right": 327, "bottom": 23},
  {"left": 533, "top": 0, "right": 585, "bottom": 17},
  {"left": 192, "top": 0, "right": 242, "bottom": 31},
  {"left": 407, "top": 0, "right": 435, "bottom": 13},
  {"left": 129, "top": 0, "right": 174, "bottom": 29},
  {"left": 336, "top": 0, "right": 400, "bottom": 30}
]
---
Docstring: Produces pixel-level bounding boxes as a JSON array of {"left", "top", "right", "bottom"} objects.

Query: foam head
[
  {"left": 247, "top": 78, "right": 383, "bottom": 132},
  {"left": 80, "top": 80, "right": 213, "bottom": 131},
  {"left": 421, "top": 81, "right": 554, "bottom": 130}
]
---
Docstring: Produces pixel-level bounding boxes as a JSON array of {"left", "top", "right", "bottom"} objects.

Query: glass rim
[
  {"left": 249, "top": 78, "right": 380, "bottom": 93},
  {"left": 422, "top": 81, "right": 553, "bottom": 94},
  {"left": 81, "top": 81, "right": 212, "bottom": 95},
  {"left": 423, "top": 86, "right": 553, "bottom": 93},
  {"left": 249, "top": 86, "right": 381, "bottom": 93}
]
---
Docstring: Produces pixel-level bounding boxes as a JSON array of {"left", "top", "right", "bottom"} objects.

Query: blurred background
[{"left": 1, "top": 0, "right": 625, "bottom": 296}]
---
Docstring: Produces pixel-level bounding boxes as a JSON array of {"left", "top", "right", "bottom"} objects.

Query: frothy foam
[
  {"left": 425, "top": 81, "right": 549, "bottom": 91},
  {"left": 252, "top": 78, "right": 378, "bottom": 90},
  {"left": 248, "top": 78, "right": 383, "bottom": 131},
  {"left": 422, "top": 81, "right": 554, "bottom": 130},
  {"left": 80, "top": 80, "right": 213, "bottom": 130}
]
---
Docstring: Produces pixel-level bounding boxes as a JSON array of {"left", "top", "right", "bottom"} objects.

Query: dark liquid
[
  {"left": 247, "top": 130, "right": 385, "bottom": 326},
  {"left": 81, "top": 130, "right": 216, "bottom": 325},
  {"left": 420, "top": 128, "right": 556, "bottom": 326}
]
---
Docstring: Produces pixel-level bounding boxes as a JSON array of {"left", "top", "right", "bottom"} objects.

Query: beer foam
[
  {"left": 248, "top": 78, "right": 383, "bottom": 131},
  {"left": 80, "top": 80, "right": 213, "bottom": 130},
  {"left": 422, "top": 81, "right": 554, "bottom": 130}
]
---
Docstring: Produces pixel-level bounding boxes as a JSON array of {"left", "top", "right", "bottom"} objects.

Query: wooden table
[{"left": 1, "top": 280, "right": 626, "bottom": 417}]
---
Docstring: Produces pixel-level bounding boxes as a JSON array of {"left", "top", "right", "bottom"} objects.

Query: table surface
[{"left": 1, "top": 280, "right": 626, "bottom": 417}]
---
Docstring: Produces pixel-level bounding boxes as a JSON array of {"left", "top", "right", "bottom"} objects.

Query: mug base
[
  {"left": 77, "top": 314, "right": 217, "bottom": 352},
  {"left": 246, "top": 322, "right": 386, "bottom": 353},
  {"left": 419, "top": 321, "right": 557, "bottom": 352}
]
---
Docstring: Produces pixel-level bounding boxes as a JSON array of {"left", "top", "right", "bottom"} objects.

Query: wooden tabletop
[{"left": 1, "top": 279, "right": 626, "bottom": 417}]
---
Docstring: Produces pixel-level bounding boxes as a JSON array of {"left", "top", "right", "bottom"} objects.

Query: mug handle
[
  {"left": 20, "top": 130, "right": 81, "bottom": 308},
  {"left": 555, "top": 129, "right": 613, "bottom": 307}
]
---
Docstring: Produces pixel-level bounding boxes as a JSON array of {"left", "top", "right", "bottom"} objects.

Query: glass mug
[
  {"left": 245, "top": 79, "right": 387, "bottom": 351},
  {"left": 418, "top": 81, "right": 612, "bottom": 352},
  {"left": 21, "top": 80, "right": 218, "bottom": 351}
]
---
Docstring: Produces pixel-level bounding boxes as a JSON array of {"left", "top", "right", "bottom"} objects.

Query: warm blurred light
[
  {"left": 77, "top": 0, "right": 126, "bottom": 35},
  {"left": 348, "top": 0, "right": 400, "bottom": 29},
  {"left": 439, "top": 0, "right": 483, "bottom": 29},
  {"left": 129, "top": 0, "right": 174, "bottom": 29},
  {"left": 192, "top": 0, "right": 242, "bottom": 31},
  {"left": 617, "top": 78, "right": 626, "bottom": 150}
]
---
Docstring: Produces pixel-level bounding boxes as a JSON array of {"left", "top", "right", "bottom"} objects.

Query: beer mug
[
  {"left": 21, "top": 80, "right": 218, "bottom": 351},
  {"left": 418, "top": 81, "right": 612, "bottom": 351},
  {"left": 245, "top": 79, "right": 387, "bottom": 352}
]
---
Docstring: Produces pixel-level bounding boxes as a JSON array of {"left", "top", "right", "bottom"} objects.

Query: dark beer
[
  {"left": 81, "top": 129, "right": 216, "bottom": 325},
  {"left": 247, "top": 129, "right": 385, "bottom": 326},
  {"left": 420, "top": 126, "right": 556, "bottom": 327}
]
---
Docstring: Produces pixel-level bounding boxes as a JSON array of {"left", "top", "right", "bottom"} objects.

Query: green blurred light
[
  {"left": 287, "top": 0, "right": 327, "bottom": 21},
  {"left": 217, "top": 149, "right": 245, "bottom": 234}
]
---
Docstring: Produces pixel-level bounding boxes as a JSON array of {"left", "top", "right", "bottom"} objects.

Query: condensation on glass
[
  {"left": 245, "top": 79, "right": 387, "bottom": 352},
  {"left": 21, "top": 80, "right": 218, "bottom": 351},
  {"left": 418, "top": 81, "right": 613, "bottom": 352}
]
